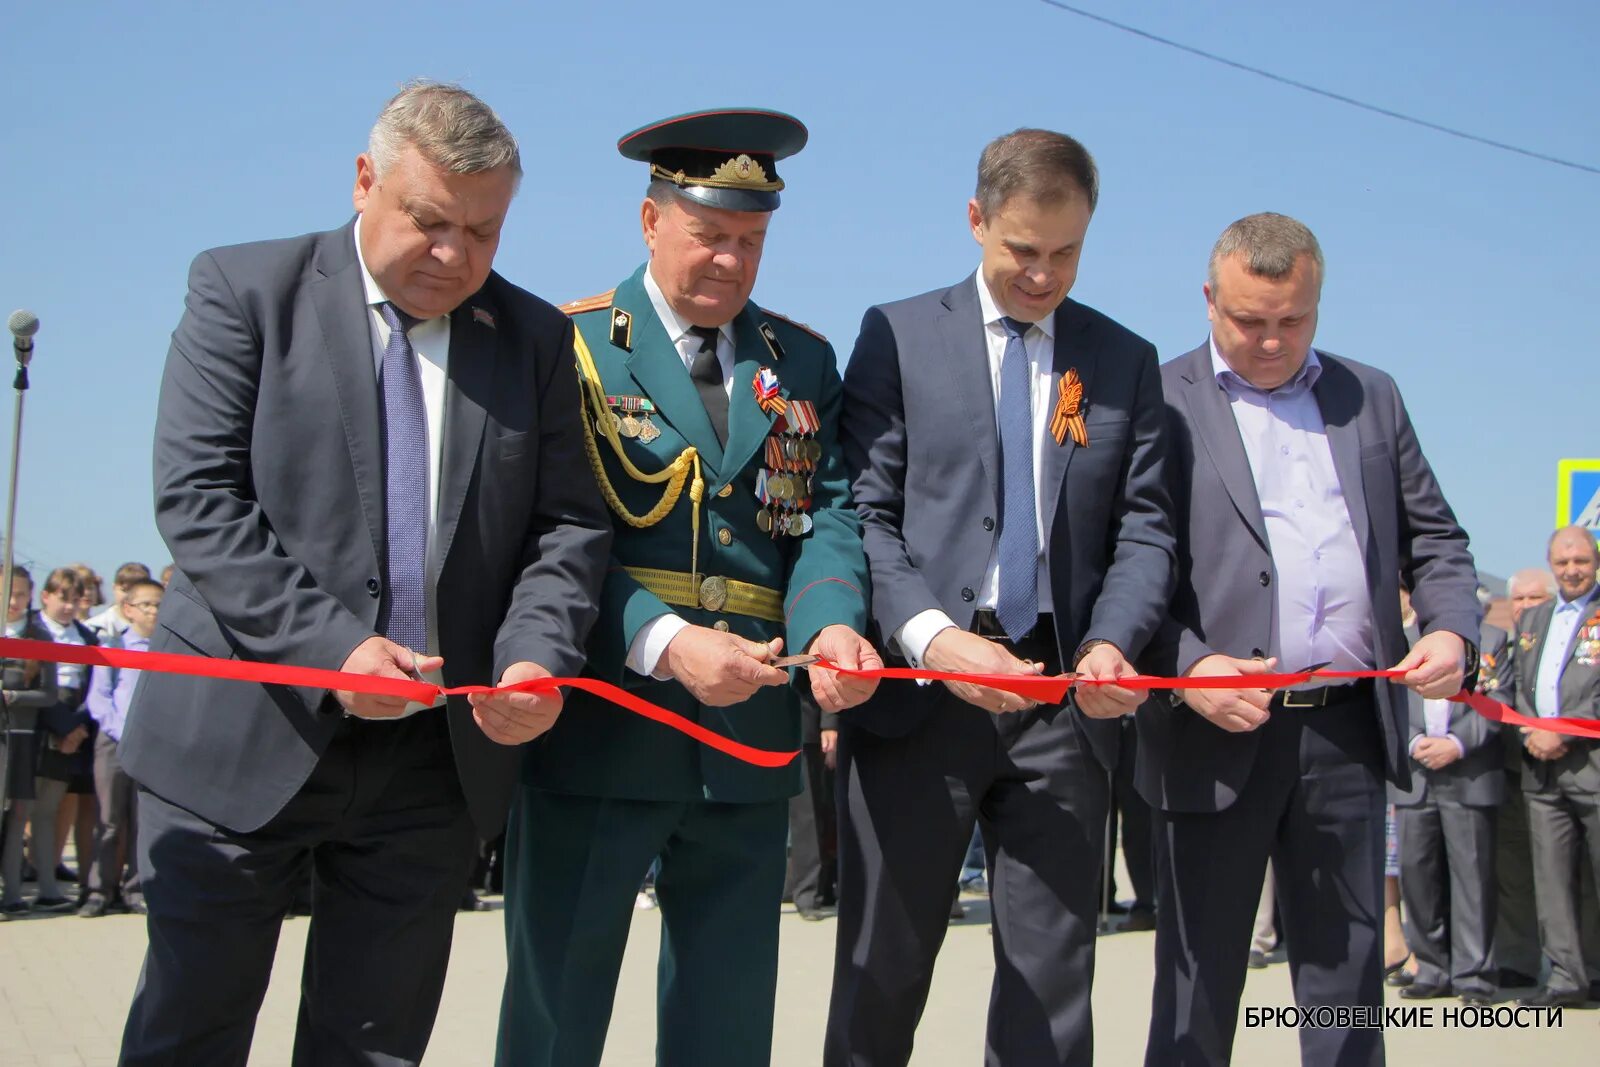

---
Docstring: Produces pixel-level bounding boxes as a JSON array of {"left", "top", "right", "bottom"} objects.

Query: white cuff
[
  {"left": 626, "top": 614, "right": 691, "bottom": 679},
  {"left": 893, "top": 609, "right": 959, "bottom": 669}
]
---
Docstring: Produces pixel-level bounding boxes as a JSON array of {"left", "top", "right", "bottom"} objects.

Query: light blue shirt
[
  {"left": 1534, "top": 586, "right": 1597, "bottom": 718},
  {"left": 1211, "top": 340, "right": 1374, "bottom": 678},
  {"left": 86, "top": 629, "right": 149, "bottom": 743}
]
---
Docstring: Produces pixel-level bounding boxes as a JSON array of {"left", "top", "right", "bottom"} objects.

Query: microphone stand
[{"left": 1, "top": 350, "right": 28, "bottom": 610}]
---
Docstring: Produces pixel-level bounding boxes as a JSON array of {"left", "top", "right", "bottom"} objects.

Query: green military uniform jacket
[{"left": 522, "top": 264, "right": 868, "bottom": 803}]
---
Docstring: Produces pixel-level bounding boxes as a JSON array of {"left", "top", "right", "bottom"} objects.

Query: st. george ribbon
[{"left": 1, "top": 637, "right": 1594, "bottom": 767}]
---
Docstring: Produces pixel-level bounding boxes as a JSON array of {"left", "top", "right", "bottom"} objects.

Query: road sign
[{"left": 1556, "top": 459, "right": 1600, "bottom": 530}]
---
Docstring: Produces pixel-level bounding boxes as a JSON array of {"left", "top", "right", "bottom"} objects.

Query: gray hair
[
  {"left": 368, "top": 80, "right": 521, "bottom": 181},
  {"left": 1207, "top": 212, "right": 1324, "bottom": 291},
  {"left": 1508, "top": 567, "right": 1558, "bottom": 597},
  {"left": 975, "top": 129, "right": 1098, "bottom": 217}
]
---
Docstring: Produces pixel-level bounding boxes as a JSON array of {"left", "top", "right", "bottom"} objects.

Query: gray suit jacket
[
  {"left": 1512, "top": 596, "right": 1600, "bottom": 795},
  {"left": 841, "top": 275, "right": 1175, "bottom": 769},
  {"left": 1138, "top": 343, "right": 1480, "bottom": 813},
  {"left": 1391, "top": 626, "right": 1504, "bottom": 807},
  {"left": 121, "top": 221, "right": 612, "bottom": 835}
]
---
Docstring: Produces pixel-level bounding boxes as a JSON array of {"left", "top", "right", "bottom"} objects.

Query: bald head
[{"left": 1547, "top": 525, "right": 1599, "bottom": 603}]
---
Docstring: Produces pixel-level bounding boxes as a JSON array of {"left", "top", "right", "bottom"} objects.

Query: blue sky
[{"left": 3, "top": 0, "right": 1595, "bottom": 591}]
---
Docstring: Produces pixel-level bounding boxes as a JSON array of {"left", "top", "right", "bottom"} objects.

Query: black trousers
[
  {"left": 122, "top": 711, "right": 475, "bottom": 1067},
  {"left": 1145, "top": 695, "right": 1388, "bottom": 1067},
  {"left": 1106, "top": 717, "right": 1155, "bottom": 911},
  {"left": 826, "top": 625, "right": 1109, "bottom": 1067},
  {"left": 785, "top": 741, "right": 838, "bottom": 910}
]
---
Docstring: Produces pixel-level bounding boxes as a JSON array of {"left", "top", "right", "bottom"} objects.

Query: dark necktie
[
  {"left": 378, "top": 302, "right": 428, "bottom": 653},
  {"left": 995, "top": 316, "right": 1039, "bottom": 641},
  {"left": 688, "top": 325, "right": 728, "bottom": 447}
]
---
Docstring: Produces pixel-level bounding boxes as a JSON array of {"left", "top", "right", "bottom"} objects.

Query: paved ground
[{"left": 2, "top": 883, "right": 1593, "bottom": 1066}]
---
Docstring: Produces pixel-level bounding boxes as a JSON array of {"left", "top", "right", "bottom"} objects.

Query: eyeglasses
[{"left": 125, "top": 601, "right": 161, "bottom": 612}]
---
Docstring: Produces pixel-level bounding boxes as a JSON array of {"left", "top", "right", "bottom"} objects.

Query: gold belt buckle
[{"left": 698, "top": 575, "right": 729, "bottom": 612}]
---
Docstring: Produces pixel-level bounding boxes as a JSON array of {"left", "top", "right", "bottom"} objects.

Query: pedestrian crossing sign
[{"left": 1556, "top": 459, "right": 1600, "bottom": 531}]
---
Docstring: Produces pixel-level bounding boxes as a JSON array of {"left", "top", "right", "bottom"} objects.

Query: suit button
[
  {"left": 982, "top": 516, "right": 995, "bottom": 531},
  {"left": 366, "top": 577, "right": 381, "bottom": 597},
  {"left": 961, "top": 587, "right": 975, "bottom": 602},
  {"left": 717, "top": 528, "right": 734, "bottom": 546},
  {"left": 713, "top": 620, "right": 730, "bottom": 632},
  {"left": 1252, "top": 648, "right": 1265, "bottom": 659},
  {"left": 1258, "top": 571, "right": 1271, "bottom": 587},
  {"left": 717, "top": 483, "right": 734, "bottom": 498}
]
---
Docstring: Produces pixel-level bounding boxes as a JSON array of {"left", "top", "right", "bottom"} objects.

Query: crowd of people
[
  {"left": 3, "top": 76, "right": 1598, "bottom": 1067},
  {"left": 0, "top": 561, "right": 165, "bottom": 919}
]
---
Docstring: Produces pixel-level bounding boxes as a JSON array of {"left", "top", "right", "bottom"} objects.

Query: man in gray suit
[
  {"left": 1139, "top": 213, "right": 1480, "bottom": 1067},
  {"left": 117, "top": 82, "right": 611, "bottom": 1065},
  {"left": 1392, "top": 592, "right": 1503, "bottom": 1003},
  {"left": 834, "top": 128, "right": 1174, "bottom": 1066},
  {"left": 1511, "top": 525, "right": 1600, "bottom": 1007}
]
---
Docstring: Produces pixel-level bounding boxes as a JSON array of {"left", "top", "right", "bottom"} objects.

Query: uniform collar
[{"left": 643, "top": 265, "right": 735, "bottom": 348}]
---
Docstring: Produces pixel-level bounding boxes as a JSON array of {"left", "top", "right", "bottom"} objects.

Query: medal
[
  {"left": 637, "top": 416, "right": 661, "bottom": 443},
  {"left": 752, "top": 366, "right": 787, "bottom": 416},
  {"left": 620, "top": 413, "right": 640, "bottom": 438},
  {"left": 788, "top": 513, "right": 807, "bottom": 536},
  {"left": 757, "top": 508, "right": 773, "bottom": 533}
]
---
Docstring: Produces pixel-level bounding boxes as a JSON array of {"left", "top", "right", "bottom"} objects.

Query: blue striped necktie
[
  {"left": 378, "top": 302, "right": 428, "bottom": 653},
  {"left": 995, "top": 316, "right": 1038, "bottom": 641}
]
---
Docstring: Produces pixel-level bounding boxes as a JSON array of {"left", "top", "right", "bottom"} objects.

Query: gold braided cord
[{"left": 572, "top": 326, "right": 705, "bottom": 580}]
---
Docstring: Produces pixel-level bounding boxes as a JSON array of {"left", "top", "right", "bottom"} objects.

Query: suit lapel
[
  {"left": 720, "top": 302, "right": 780, "bottom": 482},
  {"left": 1179, "top": 347, "right": 1268, "bottom": 548},
  {"left": 311, "top": 223, "right": 385, "bottom": 565},
  {"left": 1312, "top": 356, "right": 1372, "bottom": 568},
  {"left": 613, "top": 269, "right": 725, "bottom": 473},
  {"left": 936, "top": 277, "right": 1000, "bottom": 510},
  {"left": 1041, "top": 300, "right": 1097, "bottom": 537},
  {"left": 433, "top": 290, "right": 496, "bottom": 580}
]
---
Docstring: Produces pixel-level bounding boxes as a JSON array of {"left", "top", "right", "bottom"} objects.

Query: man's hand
[
  {"left": 1522, "top": 727, "right": 1570, "bottom": 762},
  {"left": 806, "top": 624, "right": 884, "bottom": 714},
  {"left": 922, "top": 628, "right": 1045, "bottom": 714},
  {"left": 662, "top": 626, "right": 788, "bottom": 706},
  {"left": 1392, "top": 631, "right": 1466, "bottom": 700},
  {"left": 468, "top": 662, "right": 562, "bottom": 745},
  {"left": 59, "top": 724, "right": 88, "bottom": 755},
  {"left": 821, "top": 728, "right": 838, "bottom": 770},
  {"left": 334, "top": 636, "right": 441, "bottom": 719},
  {"left": 1176, "top": 655, "right": 1278, "bottom": 733},
  {"left": 1074, "top": 642, "right": 1142, "bottom": 719},
  {"left": 1412, "top": 736, "right": 1462, "bottom": 771}
]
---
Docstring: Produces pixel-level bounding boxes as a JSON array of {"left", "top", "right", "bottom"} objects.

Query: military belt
[{"left": 624, "top": 566, "right": 784, "bottom": 623}]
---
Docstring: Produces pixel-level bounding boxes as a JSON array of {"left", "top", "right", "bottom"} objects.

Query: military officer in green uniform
[{"left": 496, "top": 109, "right": 881, "bottom": 1067}]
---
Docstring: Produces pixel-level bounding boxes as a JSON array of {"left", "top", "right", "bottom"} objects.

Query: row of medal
[
  {"left": 600, "top": 395, "right": 662, "bottom": 443},
  {"left": 754, "top": 400, "right": 820, "bottom": 538}
]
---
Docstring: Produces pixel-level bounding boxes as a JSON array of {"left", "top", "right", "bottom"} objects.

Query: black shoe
[
  {"left": 1517, "top": 987, "right": 1587, "bottom": 1008},
  {"left": 1386, "top": 969, "right": 1415, "bottom": 988},
  {"left": 1498, "top": 968, "right": 1538, "bottom": 989},
  {"left": 55, "top": 864, "right": 78, "bottom": 884},
  {"left": 1103, "top": 900, "right": 1130, "bottom": 915},
  {"left": 1400, "top": 983, "right": 1452, "bottom": 1000},
  {"left": 459, "top": 890, "right": 490, "bottom": 912},
  {"left": 32, "top": 895, "right": 74, "bottom": 913},
  {"left": 1459, "top": 991, "right": 1494, "bottom": 1006},
  {"left": 1247, "top": 950, "right": 1268, "bottom": 970},
  {"left": 1590, "top": 980, "right": 1600, "bottom": 1003},
  {"left": 0, "top": 900, "right": 29, "bottom": 916},
  {"left": 77, "top": 895, "right": 108, "bottom": 918},
  {"left": 1118, "top": 908, "right": 1156, "bottom": 932},
  {"left": 796, "top": 904, "right": 836, "bottom": 922},
  {"left": 949, "top": 898, "right": 966, "bottom": 921}
]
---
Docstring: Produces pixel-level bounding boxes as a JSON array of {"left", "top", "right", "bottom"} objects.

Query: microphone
[{"left": 8, "top": 310, "right": 38, "bottom": 367}]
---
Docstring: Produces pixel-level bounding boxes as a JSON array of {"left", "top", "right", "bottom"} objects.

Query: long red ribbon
[{"left": 6, "top": 638, "right": 1595, "bottom": 771}]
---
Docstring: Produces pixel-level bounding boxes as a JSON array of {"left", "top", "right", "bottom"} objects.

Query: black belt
[
  {"left": 970, "top": 609, "right": 1055, "bottom": 646},
  {"left": 1270, "top": 678, "right": 1374, "bottom": 709}
]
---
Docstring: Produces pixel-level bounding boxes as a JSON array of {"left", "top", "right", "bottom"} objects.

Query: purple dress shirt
[
  {"left": 86, "top": 629, "right": 148, "bottom": 743},
  {"left": 1211, "top": 341, "right": 1375, "bottom": 678}
]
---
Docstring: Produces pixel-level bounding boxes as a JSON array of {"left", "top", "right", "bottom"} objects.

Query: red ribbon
[
  {"left": 0, "top": 636, "right": 798, "bottom": 769},
  {"left": 8, "top": 636, "right": 1595, "bottom": 770}
]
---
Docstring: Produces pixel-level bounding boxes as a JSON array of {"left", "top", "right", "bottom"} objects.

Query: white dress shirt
[
  {"left": 623, "top": 268, "right": 739, "bottom": 678},
  {"left": 892, "top": 273, "right": 1056, "bottom": 667},
  {"left": 40, "top": 614, "right": 86, "bottom": 690},
  {"left": 1534, "top": 586, "right": 1597, "bottom": 718}
]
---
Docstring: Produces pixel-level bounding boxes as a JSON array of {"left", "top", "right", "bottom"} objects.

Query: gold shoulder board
[{"left": 559, "top": 289, "right": 617, "bottom": 316}]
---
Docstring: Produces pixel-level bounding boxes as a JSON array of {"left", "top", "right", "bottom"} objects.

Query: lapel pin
[
  {"left": 610, "top": 308, "right": 633, "bottom": 351},
  {"left": 1050, "top": 368, "right": 1089, "bottom": 448}
]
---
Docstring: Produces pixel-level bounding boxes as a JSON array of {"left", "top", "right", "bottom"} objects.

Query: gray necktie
[
  {"left": 689, "top": 325, "right": 728, "bottom": 447},
  {"left": 378, "top": 302, "right": 428, "bottom": 653},
  {"left": 995, "top": 316, "right": 1038, "bottom": 641}
]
